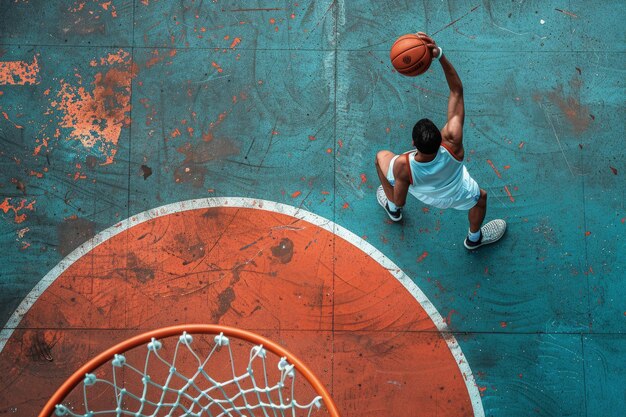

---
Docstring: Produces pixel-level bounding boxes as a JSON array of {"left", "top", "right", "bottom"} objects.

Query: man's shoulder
[{"left": 441, "top": 140, "right": 465, "bottom": 161}]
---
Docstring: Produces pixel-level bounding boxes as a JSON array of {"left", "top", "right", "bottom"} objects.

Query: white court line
[{"left": 0, "top": 197, "right": 485, "bottom": 417}]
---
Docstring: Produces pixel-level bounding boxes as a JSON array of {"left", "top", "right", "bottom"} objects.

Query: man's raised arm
[{"left": 417, "top": 33, "right": 465, "bottom": 154}]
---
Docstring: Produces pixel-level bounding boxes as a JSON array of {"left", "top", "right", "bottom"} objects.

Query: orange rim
[{"left": 38, "top": 324, "right": 340, "bottom": 417}]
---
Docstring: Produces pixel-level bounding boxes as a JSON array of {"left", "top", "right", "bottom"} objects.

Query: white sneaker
[
  {"left": 464, "top": 219, "right": 506, "bottom": 250},
  {"left": 377, "top": 186, "right": 402, "bottom": 222}
]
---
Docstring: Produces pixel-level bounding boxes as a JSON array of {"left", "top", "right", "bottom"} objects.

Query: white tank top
[{"left": 406, "top": 145, "right": 466, "bottom": 205}]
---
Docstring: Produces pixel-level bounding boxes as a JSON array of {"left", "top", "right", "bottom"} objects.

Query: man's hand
[{"left": 416, "top": 32, "right": 441, "bottom": 59}]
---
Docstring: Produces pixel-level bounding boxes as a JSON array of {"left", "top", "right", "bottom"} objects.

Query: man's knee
[
  {"left": 471, "top": 189, "right": 487, "bottom": 208},
  {"left": 478, "top": 189, "right": 487, "bottom": 206},
  {"left": 375, "top": 150, "right": 393, "bottom": 167}
]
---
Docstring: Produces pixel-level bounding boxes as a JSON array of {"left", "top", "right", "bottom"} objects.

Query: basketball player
[{"left": 375, "top": 32, "right": 506, "bottom": 250}]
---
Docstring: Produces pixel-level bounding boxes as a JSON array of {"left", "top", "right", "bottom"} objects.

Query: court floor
[{"left": 1, "top": 1, "right": 624, "bottom": 416}]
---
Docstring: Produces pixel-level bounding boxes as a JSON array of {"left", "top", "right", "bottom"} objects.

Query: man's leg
[
  {"left": 465, "top": 188, "right": 506, "bottom": 249},
  {"left": 375, "top": 151, "right": 396, "bottom": 198},
  {"left": 468, "top": 189, "right": 487, "bottom": 233},
  {"left": 375, "top": 150, "right": 402, "bottom": 221}
]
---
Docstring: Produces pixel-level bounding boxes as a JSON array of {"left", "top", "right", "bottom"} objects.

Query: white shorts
[{"left": 387, "top": 155, "right": 480, "bottom": 210}]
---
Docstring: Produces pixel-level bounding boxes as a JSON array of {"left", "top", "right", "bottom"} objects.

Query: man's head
[{"left": 412, "top": 119, "right": 441, "bottom": 154}]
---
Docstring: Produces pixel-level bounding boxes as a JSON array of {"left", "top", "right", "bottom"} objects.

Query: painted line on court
[{"left": 0, "top": 197, "right": 485, "bottom": 417}]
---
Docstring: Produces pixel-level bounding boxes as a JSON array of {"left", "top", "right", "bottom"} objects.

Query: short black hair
[{"left": 412, "top": 119, "right": 442, "bottom": 154}]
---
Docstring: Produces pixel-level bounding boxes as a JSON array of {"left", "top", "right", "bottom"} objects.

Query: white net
[{"left": 53, "top": 332, "right": 324, "bottom": 417}]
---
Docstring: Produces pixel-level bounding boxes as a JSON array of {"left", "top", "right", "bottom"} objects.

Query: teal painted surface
[
  {"left": 584, "top": 335, "right": 626, "bottom": 413},
  {"left": 129, "top": 46, "right": 336, "bottom": 218},
  {"left": 464, "top": 332, "right": 586, "bottom": 417},
  {"left": 1, "top": 0, "right": 624, "bottom": 415}
]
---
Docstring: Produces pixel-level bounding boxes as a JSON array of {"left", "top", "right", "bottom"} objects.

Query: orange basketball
[{"left": 390, "top": 34, "right": 432, "bottom": 76}]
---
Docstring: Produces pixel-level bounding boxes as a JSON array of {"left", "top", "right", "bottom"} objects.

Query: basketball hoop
[{"left": 38, "top": 324, "right": 340, "bottom": 417}]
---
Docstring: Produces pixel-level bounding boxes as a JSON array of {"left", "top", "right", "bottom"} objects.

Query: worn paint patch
[
  {"left": 0, "top": 198, "right": 36, "bottom": 224},
  {"left": 211, "top": 62, "right": 223, "bottom": 73},
  {"left": 69, "top": 0, "right": 118, "bottom": 19},
  {"left": 12, "top": 178, "right": 26, "bottom": 194},
  {"left": 99, "top": 1, "right": 117, "bottom": 17},
  {"left": 16, "top": 226, "right": 31, "bottom": 250},
  {"left": 486, "top": 159, "right": 502, "bottom": 178},
  {"left": 417, "top": 251, "right": 429, "bottom": 263},
  {"left": 504, "top": 185, "right": 515, "bottom": 203},
  {"left": 145, "top": 49, "right": 165, "bottom": 68},
  {"left": 141, "top": 165, "right": 152, "bottom": 179},
  {"left": 0, "top": 56, "right": 40, "bottom": 85},
  {"left": 270, "top": 237, "right": 294, "bottom": 264},
  {"left": 229, "top": 37, "right": 242, "bottom": 49},
  {"left": 127, "top": 252, "right": 155, "bottom": 283},
  {"left": 51, "top": 50, "right": 136, "bottom": 165},
  {"left": 57, "top": 217, "right": 96, "bottom": 257},
  {"left": 2, "top": 112, "right": 24, "bottom": 129},
  {"left": 174, "top": 139, "right": 239, "bottom": 187},
  {"left": 165, "top": 233, "right": 206, "bottom": 265},
  {"left": 544, "top": 76, "right": 592, "bottom": 134}
]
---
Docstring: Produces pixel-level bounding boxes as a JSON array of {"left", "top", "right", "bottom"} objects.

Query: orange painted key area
[{"left": 0, "top": 205, "right": 474, "bottom": 416}]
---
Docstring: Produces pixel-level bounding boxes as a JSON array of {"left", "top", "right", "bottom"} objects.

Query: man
[{"left": 374, "top": 32, "right": 506, "bottom": 250}]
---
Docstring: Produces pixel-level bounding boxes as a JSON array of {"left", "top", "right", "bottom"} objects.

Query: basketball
[{"left": 390, "top": 34, "right": 432, "bottom": 76}]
